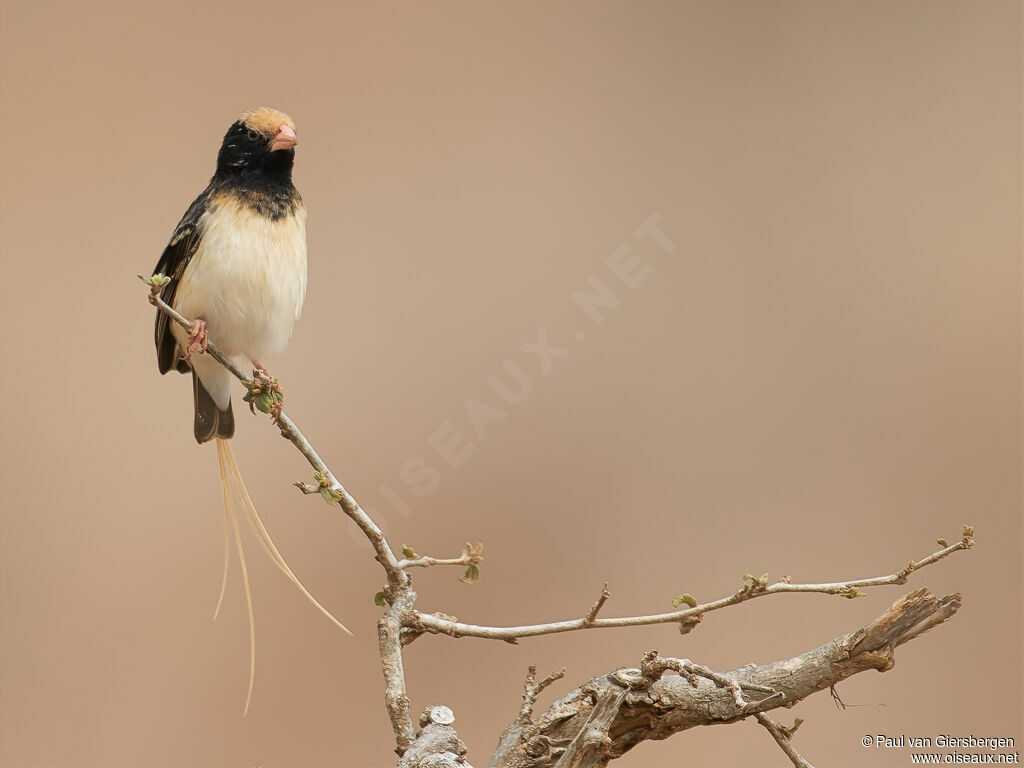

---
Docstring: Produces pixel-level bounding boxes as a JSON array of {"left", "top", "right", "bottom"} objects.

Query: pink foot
[{"left": 184, "top": 319, "right": 208, "bottom": 361}]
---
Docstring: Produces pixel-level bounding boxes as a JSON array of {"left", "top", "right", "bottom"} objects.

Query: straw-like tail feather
[{"left": 214, "top": 439, "right": 351, "bottom": 715}]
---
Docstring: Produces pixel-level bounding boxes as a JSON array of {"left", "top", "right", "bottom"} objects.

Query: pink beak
[{"left": 270, "top": 124, "right": 298, "bottom": 152}]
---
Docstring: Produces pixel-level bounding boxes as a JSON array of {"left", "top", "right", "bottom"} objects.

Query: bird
[{"left": 151, "top": 107, "right": 350, "bottom": 714}]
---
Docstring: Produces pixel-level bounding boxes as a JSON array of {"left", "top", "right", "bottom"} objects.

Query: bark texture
[
  {"left": 399, "top": 721, "right": 475, "bottom": 768},
  {"left": 484, "top": 589, "right": 959, "bottom": 768}
]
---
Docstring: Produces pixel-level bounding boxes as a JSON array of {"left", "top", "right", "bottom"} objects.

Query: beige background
[{"left": 1, "top": 2, "right": 1021, "bottom": 766}]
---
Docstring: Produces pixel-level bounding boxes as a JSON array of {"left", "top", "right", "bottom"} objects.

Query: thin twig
[
  {"left": 755, "top": 713, "right": 815, "bottom": 768},
  {"left": 145, "top": 284, "right": 416, "bottom": 751},
  {"left": 146, "top": 287, "right": 403, "bottom": 582},
  {"left": 397, "top": 544, "right": 483, "bottom": 571},
  {"left": 399, "top": 556, "right": 470, "bottom": 569},
  {"left": 636, "top": 651, "right": 780, "bottom": 710},
  {"left": 584, "top": 584, "right": 611, "bottom": 625},
  {"left": 518, "top": 665, "right": 567, "bottom": 724},
  {"left": 410, "top": 533, "right": 973, "bottom": 642}
]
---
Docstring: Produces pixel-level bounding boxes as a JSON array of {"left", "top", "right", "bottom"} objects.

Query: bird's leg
[{"left": 183, "top": 318, "right": 209, "bottom": 361}]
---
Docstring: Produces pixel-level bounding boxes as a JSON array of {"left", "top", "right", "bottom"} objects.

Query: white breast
[{"left": 173, "top": 200, "right": 308, "bottom": 365}]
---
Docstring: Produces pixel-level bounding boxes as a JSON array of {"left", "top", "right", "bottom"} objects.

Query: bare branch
[
  {"left": 380, "top": 595, "right": 418, "bottom": 753},
  {"left": 146, "top": 286, "right": 404, "bottom": 584},
  {"left": 399, "top": 555, "right": 472, "bottom": 569},
  {"left": 635, "top": 651, "right": 780, "bottom": 710},
  {"left": 490, "top": 588, "right": 962, "bottom": 768},
  {"left": 584, "top": 584, "right": 611, "bottom": 625},
  {"left": 145, "top": 283, "right": 418, "bottom": 750},
  {"left": 397, "top": 542, "right": 484, "bottom": 571},
  {"left": 143, "top": 280, "right": 971, "bottom": 768},
  {"left": 411, "top": 533, "right": 973, "bottom": 642},
  {"left": 520, "top": 665, "right": 567, "bottom": 724},
  {"left": 755, "top": 713, "right": 815, "bottom": 768}
]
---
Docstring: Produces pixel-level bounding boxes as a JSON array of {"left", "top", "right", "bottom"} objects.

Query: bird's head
[{"left": 216, "top": 107, "right": 298, "bottom": 179}]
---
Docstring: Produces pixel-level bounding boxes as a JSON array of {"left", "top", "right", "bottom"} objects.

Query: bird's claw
[{"left": 183, "top": 319, "right": 209, "bottom": 361}]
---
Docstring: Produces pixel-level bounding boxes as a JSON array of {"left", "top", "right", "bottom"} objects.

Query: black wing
[{"left": 153, "top": 187, "right": 211, "bottom": 374}]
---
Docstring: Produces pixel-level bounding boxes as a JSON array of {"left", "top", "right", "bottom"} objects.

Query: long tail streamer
[{"left": 215, "top": 438, "right": 351, "bottom": 715}]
